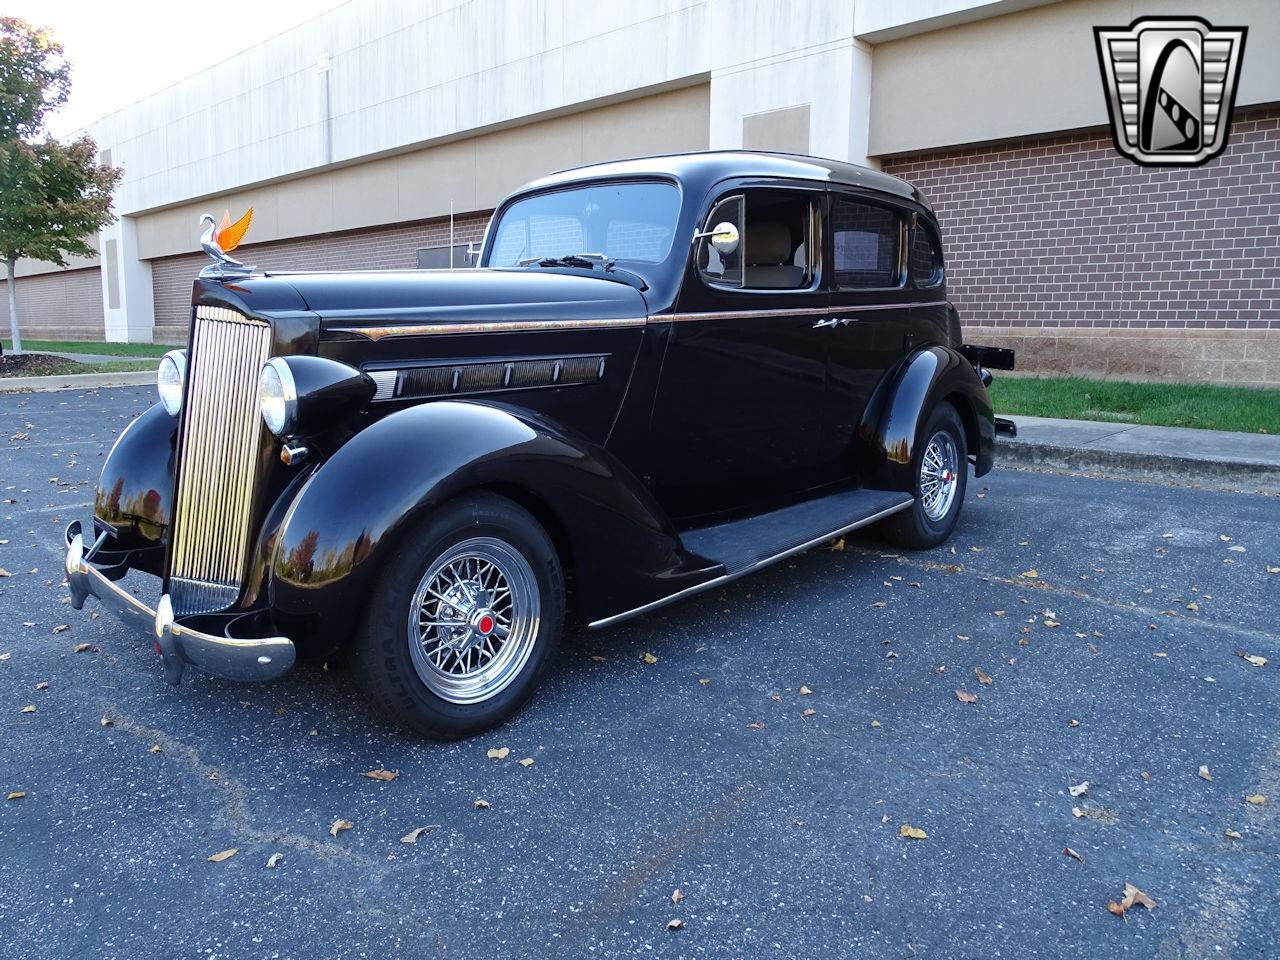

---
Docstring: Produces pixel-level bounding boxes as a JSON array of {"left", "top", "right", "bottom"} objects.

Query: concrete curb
[
  {"left": 0, "top": 371, "right": 155, "bottom": 394},
  {"left": 996, "top": 436, "right": 1280, "bottom": 492}
]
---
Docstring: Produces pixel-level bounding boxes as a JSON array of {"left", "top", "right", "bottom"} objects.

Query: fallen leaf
[
  {"left": 747, "top": 721, "right": 766, "bottom": 731},
  {"left": 148, "top": 744, "right": 161, "bottom": 753},
  {"left": 207, "top": 848, "right": 238, "bottom": 863},
  {"left": 6, "top": 791, "right": 25, "bottom": 801},
  {"left": 1228, "top": 545, "right": 1246, "bottom": 553},
  {"left": 34, "top": 681, "right": 48, "bottom": 690},
  {"left": 956, "top": 634, "right": 971, "bottom": 641},
  {"left": 518, "top": 757, "right": 535, "bottom": 767},
  {"left": 362, "top": 769, "right": 398, "bottom": 781},
  {"left": 1154, "top": 652, "right": 1168, "bottom": 658},
  {"left": 698, "top": 678, "right": 710, "bottom": 685},
  {"left": 486, "top": 747, "right": 510, "bottom": 761},
  {"left": 1064, "top": 846, "right": 1085, "bottom": 864},
  {"left": 1108, "top": 883, "right": 1157, "bottom": 916},
  {"left": 52, "top": 625, "right": 69, "bottom": 634},
  {"left": 1235, "top": 650, "right": 1268, "bottom": 668},
  {"left": 1071, "top": 807, "right": 1085, "bottom": 818},
  {"left": 0, "top": 653, "right": 9, "bottom": 661},
  {"left": 870, "top": 720, "right": 882, "bottom": 728},
  {"left": 99, "top": 716, "right": 112, "bottom": 727},
  {"left": 899, "top": 824, "right": 928, "bottom": 840},
  {"left": 1069, "top": 781, "right": 1090, "bottom": 797},
  {"left": 1186, "top": 601, "right": 1200, "bottom": 612},
  {"left": 975, "top": 667, "right": 993, "bottom": 686},
  {"left": 1246, "top": 794, "right": 1266, "bottom": 805},
  {"left": 1219, "top": 534, "right": 1232, "bottom": 542},
  {"left": 798, "top": 685, "right": 813, "bottom": 696},
  {"left": 0, "top": 569, "right": 9, "bottom": 577},
  {"left": 671, "top": 888, "right": 684, "bottom": 904},
  {"left": 1266, "top": 565, "right": 1279, "bottom": 574},
  {"left": 71, "top": 643, "right": 93, "bottom": 653},
  {"left": 19, "top": 705, "right": 35, "bottom": 714},
  {"left": 641, "top": 652, "right": 658, "bottom": 665},
  {"left": 954, "top": 689, "right": 978, "bottom": 704},
  {"left": 828, "top": 537, "right": 845, "bottom": 552},
  {"left": 329, "top": 819, "right": 353, "bottom": 837},
  {"left": 1199, "top": 765, "right": 1213, "bottom": 782},
  {"left": 266, "top": 852, "right": 284, "bottom": 868},
  {"left": 401, "top": 826, "right": 434, "bottom": 844},
  {"left": 473, "top": 799, "right": 491, "bottom": 809},
  {"left": 1225, "top": 829, "right": 1242, "bottom": 840},
  {"left": 802, "top": 707, "right": 816, "bottom": 717},
  {"left": 1069, "top": 719, "right": 1080, "bottom": 728},
  {"left": 590, "top": 655, "right": 606, "bottom": 662},
  {"left": 870, "top": 601, "right": 886, "bottom": 609},
  {"left": 666, "top": 919, "right": 685, "bottom": 931},
  {"left": 1044, "top": 619, "right": 1060, "bottom": 628},
  {"left": 1021, "top": 569, "right": 1039, "bottom": 579}
]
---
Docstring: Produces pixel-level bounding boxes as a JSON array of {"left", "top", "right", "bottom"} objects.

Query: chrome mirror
[{"left": 694, "top": 221, "right": 740, "bottom": 256}]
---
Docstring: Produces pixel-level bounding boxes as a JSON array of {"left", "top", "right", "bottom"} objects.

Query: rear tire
[
  {"left": 879, "top": 402, "right": 968, "bottom": 550},
  {"left": 351, "top": 492, "right": 564, "bottom": 740}
]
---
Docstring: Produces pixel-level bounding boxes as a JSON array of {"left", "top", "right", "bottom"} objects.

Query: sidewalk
[{"left": 997, "top": 414, "right": 1280, "bottom": 491}]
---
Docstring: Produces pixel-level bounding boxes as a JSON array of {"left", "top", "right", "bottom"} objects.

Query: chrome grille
[{"left": 168, "top": 305, "right": 272, "bottom": 615}]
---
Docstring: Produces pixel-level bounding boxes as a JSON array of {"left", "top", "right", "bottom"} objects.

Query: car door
[
  {"left": 819, "top": 191, "right": 948, "bottom": 479},
  {"left": 646, "top": 183, "right": 827, "bottom": 522}
]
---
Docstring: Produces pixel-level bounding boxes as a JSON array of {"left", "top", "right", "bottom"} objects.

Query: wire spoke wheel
[
  {"left": 407, "top": 537, "right": 540, "bottom": 704},
  {"left": 919, "top": 430, "right": 959, "bottom": 522}
]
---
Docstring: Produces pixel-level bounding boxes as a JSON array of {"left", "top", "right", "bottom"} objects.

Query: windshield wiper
[{"left": 518, "top": 252, "right": 615, "bottom": 271}]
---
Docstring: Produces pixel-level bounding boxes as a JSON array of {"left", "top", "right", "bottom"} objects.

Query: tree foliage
[{"left": 0, "top": 17, "right": 122, "bottom": 353}]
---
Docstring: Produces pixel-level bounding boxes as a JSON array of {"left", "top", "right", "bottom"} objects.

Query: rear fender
[
  {"left": 859, "top": 346, "right": 995, "bottom": 488},
  {"left": 269, "top": 400, "right": 707, "bottom": 648}
]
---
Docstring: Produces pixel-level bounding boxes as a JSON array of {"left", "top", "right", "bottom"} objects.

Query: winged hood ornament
[{"left": 198, "top": 207, "right": 255, "bottom": 277}]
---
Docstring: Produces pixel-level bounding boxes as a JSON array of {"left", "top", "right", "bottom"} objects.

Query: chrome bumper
[{"left": 64, "top": 520, "right": 295, "bottom": 684}]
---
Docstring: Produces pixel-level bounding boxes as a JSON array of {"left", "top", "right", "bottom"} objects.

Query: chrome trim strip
[
  {"left": 330, "top": 317, "right": 647, "bottom": 340},
  {"left": 659, "top": 302, "right": 942, "bottom": 323},
  {"left": 587, "top": 496, "right": 914, "bottom": 629}
]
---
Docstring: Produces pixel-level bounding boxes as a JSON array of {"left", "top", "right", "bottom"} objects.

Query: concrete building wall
[
  {"left": 0, "top": 267, "right": 105, "bottom": 341},
  {"left": 882, "top": 105, "right": 1280, "bottom": 385}
]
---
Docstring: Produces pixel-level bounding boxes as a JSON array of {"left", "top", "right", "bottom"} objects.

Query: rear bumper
[{"left": 63, "top": 520, "right": 295, "bottom": 684}]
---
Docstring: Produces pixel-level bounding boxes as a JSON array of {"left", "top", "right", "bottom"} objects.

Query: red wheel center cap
[{"left": 476, "top": 613, "right": 495, "bottom": 635}]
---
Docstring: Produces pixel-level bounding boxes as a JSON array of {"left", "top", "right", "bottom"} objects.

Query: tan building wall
[
  {"left": 132, "top": 84, "right": 711, "bottom": 262},
  {"left": 0, "top": 267, "right": 105, "bottom": 342}
]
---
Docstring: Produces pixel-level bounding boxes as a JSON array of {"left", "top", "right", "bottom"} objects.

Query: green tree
[{"left": 0, "top": 17, "right": 121, "bottom": 355}]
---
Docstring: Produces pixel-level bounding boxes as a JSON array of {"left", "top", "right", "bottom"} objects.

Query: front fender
[
  {"left": 859, "top": 346, "right": 995, "bottom": 489},
  {"left": 94, "top": 403, "right": 177, "bottom": 553},
  {"left": 269, "top": 400, "right": 703, "bottom": 647}
]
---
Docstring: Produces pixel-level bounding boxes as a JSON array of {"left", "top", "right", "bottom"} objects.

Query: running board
[{"left": 588, "top": 488, "right": 913, "bottom": 628}]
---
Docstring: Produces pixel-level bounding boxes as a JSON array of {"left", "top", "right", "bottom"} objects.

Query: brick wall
[
  {"left": 0, "top": 267, "right": 104, "bottom": 342},
  {"left": 150, "top": 212, "right": 491, "bottom": 343},
  {"left": 882, "top": 106, "right": 1280, "bottom": 385}
]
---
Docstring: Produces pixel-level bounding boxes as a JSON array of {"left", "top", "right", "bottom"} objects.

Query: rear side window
[
  {"left": 910, "top": 225, "right": 943, "bottom": 287},
  {"left": 831, "top": 198, "right": 901, "bottom": 289}
]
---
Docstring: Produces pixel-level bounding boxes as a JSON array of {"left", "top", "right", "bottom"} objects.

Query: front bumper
[{"left": 63, "top": 520, "right": 296, "bottom": 684}]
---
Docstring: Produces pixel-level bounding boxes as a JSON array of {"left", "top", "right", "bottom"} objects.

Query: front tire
[
  {"left": 351, "top": 492, "right": 564, "bottom": 740},
  {"left": 879, "top": 402, "right": 968, "bottom": 550}
]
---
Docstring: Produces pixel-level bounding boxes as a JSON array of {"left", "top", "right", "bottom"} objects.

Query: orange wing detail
[{"left": 215, "top": 207, "right": 254, "bottom": 253}]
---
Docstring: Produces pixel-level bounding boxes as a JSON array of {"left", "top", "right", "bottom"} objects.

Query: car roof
[{"left": 516, "top": 150, "right": 923, "bottom": 205}]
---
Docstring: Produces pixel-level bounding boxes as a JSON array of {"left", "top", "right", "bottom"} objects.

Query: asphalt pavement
[{"left": 1, "top": 386, "right": 1277, "bottom": 960}]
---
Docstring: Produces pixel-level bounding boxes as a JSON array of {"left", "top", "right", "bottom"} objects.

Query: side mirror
[{"left": 694, "top": 221, "right": 740, "bottom": 256}]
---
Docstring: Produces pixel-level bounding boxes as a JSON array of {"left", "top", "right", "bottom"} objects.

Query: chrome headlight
[
  {"left": 156, "top": 350, "right": 187, "bottom": 416},
  {"left": 258, "top": 358, "right": 298, "bottom": 436}
]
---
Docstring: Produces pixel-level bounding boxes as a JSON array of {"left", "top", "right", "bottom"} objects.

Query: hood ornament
[{"left": 199, "top": 207, "right": 256, "bottom": 278}]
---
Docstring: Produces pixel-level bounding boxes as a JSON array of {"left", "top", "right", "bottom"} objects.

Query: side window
[
  {"left": 832, "top": 198, "right": 902, "bottom": 289},
  {"left": 910, "top": 223, "right": 943, "bottom": 288},
  {"left": 698, "top": 191, "right": 817, "bottom": 291}
]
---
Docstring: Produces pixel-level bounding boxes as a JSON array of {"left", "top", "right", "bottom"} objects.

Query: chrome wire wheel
[
  {"left": 919, "top": 430, "right": 960, "bottom": 522},
  {"left": 407, "top": 537, "right": 541, "bottom": 704}
]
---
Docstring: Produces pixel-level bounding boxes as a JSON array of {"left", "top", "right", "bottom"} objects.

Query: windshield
[{"left": 486, "top": 181, "right": 680, "bottom": 267}]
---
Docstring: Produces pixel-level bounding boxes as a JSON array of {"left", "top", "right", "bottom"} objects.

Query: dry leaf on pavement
[
  {"left": 1063, "top": 847, "right": 1085, "bottom": 864},
  {"left": 518, "top": 757, "right": 534, "bottom": 767},
  {"left": 802, "top": 708, "right": 816, "bottom": 717},
  {"left": 362, "top": 769, "right": 398, "bottom": 781},
  {"left": 329, "top": 819, "right": 353, "bottom": 837},
  {"left": 1199, "top": 765, "right": 1213, "bottom": 782},
  {"left": 1246, "top": 794, "right": 1266, "bottom": 805},
  {"left": 208, "top": 848, "right": 238, "bottom": 863},
  {"left": 401, "top": 826, "right": 434, "bottom": 844},
  {"left": 1107, "top": 883, "right": 1157, "bottom": 916},
  {"left": 71, "top": 643, "right": 93, "bottom": 653},
  {"left": 666, "top": 919, "right": 685, "bottom": 931},
  {"left": 19, "top": 705, "right": 35, "bottom": 714},
  {"left": 899, "top": 824, "right": 928, "bottom": 840},
  {"left": 671, "top": 888, "right": 684, "bottom": 904},
  {"left": 641, "top": 652, "right": 658, "bottom": 664},
  {"left": 473, "top": 799, "right": 491, "bottom": 809},
  {"left": 486, "top": 747, "right": 510, "bottom": 760},
  {"left": 266, "top": 853, "right": 284, "bottom": 868},
  {"left": 99, "top": 716, "right": 112, "bottom": 727},
  {"left": 747, "top": 721, "right": 766, "bottom": 730},
  {"left": 954, "top": 689, "right": 978, "bottom": 704},
  {"left": 1235, "top": 650, "right": 1268, "bottom": 668},
  {"left": 6, "top": 791, "right": 25, "bottom": 801},
  {"left": 975, "top": 668, "right": 993, "bottom": 686},
  {"left": 1071, "top": 807, "right": 1085, "bottom": 818},
  {"left": 1021, "top": 569, "right": 1039, "bottom": 579},
  {"left": 1069, "top": 781, "right": 1090, "bottom": 797}
]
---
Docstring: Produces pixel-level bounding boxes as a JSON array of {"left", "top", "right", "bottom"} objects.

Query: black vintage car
[{"left": 64, "top": 151, "right": 1013, "bottom": 738}]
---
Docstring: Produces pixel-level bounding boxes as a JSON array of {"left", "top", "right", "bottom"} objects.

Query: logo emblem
[{"left": 1094, "top": 17, "right": 1247, "bottom": 166}]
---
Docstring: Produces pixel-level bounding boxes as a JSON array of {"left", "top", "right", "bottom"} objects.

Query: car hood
[{"left": 262, "top": 268, "right": 650, "bottom": 335}]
